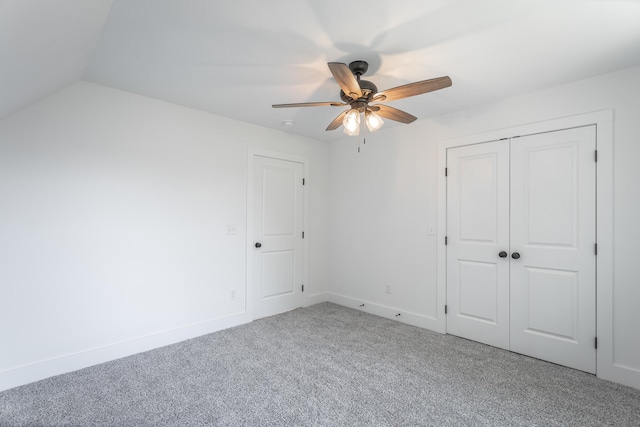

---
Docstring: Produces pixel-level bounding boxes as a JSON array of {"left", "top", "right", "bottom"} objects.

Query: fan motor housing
[{"left": 340, "top": 79, "right": 378, "bottom": 103}]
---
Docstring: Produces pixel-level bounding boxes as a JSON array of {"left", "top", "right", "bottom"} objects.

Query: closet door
[
  {"left": 510, "top": 126, "right": 596, "bottom": 373},
  {"left": 446, "top": 140, "right": 510, "bottom": 350}
]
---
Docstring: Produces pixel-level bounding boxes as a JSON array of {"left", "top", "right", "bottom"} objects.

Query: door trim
[
  {"left": 247, "top": 148, "right": 310, "bottom": 321},
  {"left": 437, "top": 110, "right": 617, "bottom": 382}
]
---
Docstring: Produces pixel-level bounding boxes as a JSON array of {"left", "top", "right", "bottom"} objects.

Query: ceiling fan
[{"left": 272, "top": 60, "right": 452, "bottom": 136}]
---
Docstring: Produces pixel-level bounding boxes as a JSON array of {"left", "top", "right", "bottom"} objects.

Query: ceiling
[{"left": 3, "top": 0, "right": 640, "bottom": 142}]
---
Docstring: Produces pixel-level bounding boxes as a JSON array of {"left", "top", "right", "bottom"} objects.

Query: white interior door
[
  {"left": 252, "top": 155, "right": 304, "bottom": 320},
  {"left": 446, "top": 140, "right": 511, "bottom": 350},
  {"left": 510, "top": 126, "right": 596, "bottom": 373}
]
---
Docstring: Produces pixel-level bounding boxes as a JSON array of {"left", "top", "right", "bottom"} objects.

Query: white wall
[
  {"left": 328, "top": 65, "right": 640, "bottom": 388},
  {"left": 0, "top": 81, "right": 329, "bottom": 391},
  {"left": 328, "top": 130, "right": 440, "bottom": 327}
]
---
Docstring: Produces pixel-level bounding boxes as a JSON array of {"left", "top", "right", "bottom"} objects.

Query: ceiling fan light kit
[
  {"left": 343, "top": 109, "right": 360, "bottom": 136},
  {"left": 272, "top": 60, "right": 452, "bottom": 136},
  {"left": 365, "top": 109, "right": 384, "bottom": 132}
]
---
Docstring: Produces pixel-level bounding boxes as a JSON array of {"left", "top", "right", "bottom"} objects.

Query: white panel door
[
  {"left": 252, "top": 155, "right": 304, "bottom": 320},
  {"left": 446, "top": 140, "right": 511, "bottom": 350},
  {"left": 510, "top": 126, "right": 596, "bottom": 373}
]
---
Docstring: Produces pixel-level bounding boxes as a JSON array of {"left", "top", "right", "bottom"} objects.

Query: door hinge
[
  {"left": 595, "top": 337, "right": 598, "bottom": 349},
  {"left": 302, "top": 231, "right": 305, "bottom": 239},
  {"left": 445, "top": 305, "right": 448, "bottom": 314},
  {"left": 303, "top": 178, "right": 306, "bottom": 185},
  {"left": 445, "top": 167, "right": 448, "bottom": 177},
  {"left": 445, "top": 236, "right": 448, "bottom": 245},
  {"left": 302, "top": 284, "right": 304, "bottom": 292},
  {"left": 594, "top": 150, "right": 598, "bottom": 162},
  {"left": 595, "top": 243, "right": 598, "bottom": 255}
]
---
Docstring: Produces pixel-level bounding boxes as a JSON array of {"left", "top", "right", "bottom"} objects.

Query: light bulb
[
  {"left": 343, "top": 109, "right": 360, "bottom": 136},
  {"left": 365, "top": 110, "right": 384, "bottom": 132}
]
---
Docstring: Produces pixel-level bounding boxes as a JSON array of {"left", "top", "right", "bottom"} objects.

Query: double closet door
[{"left": 446, "top": 126, "right": 597, "bottom": 373}]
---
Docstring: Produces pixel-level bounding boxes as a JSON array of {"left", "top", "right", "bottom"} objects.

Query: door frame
[
  {"left": 436, "top": 110, "right": 615, "bottom": 381},
  {"left": 247, "top": 148, "right": 310, "bottom": 321}
]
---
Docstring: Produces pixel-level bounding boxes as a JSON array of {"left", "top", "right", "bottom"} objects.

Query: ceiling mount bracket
[{"left": 348, "top": 60, "right": 369, "bottom": 77}]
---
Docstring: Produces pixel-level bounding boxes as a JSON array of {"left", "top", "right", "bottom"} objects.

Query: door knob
[
  {"left": 511, "top": 252, "right": 520, "bottom": 259},
  {"left": 255, "top": 242, "right": 262, "bottom": 248},
  {"left": 499, "top": 251, "right": 508, "bottom": 258}
]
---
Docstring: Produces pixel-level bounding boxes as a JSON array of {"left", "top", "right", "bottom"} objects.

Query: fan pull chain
[{"left": 359, "top": 110, "right": 366, "bottom": 152}]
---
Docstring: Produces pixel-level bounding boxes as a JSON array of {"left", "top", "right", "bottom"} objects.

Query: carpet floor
[{"left": 1, "top": 302, "right": 639, "bottom": 426}]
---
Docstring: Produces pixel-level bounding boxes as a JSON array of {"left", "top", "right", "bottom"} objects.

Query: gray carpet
[{"left": 1, "top": 303, "right": 639, "bottom": 426}]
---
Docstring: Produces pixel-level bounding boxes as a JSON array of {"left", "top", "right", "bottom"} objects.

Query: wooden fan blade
[
  {"left": 326, "top": 110, "right": 349, "bottom": 131},
  {"left": 272, "top": 102, "right": 346, "bottom": 108},
  {"left": 372, "top": 76, "right": 452, "bottom": 102},
  {"left": 328, "top": 62, "right": 362, "bottom": 100},
  {"left": 372, "top": 104, "right": 417, "bottom": 124}
]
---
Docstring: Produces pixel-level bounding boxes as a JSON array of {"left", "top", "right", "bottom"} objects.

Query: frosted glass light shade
[
  {"left": 365, "top": 110, "right": 384, "bottom": 132},
  {"left": 343, "top": 109, "right": 360, "bottom": 136}
]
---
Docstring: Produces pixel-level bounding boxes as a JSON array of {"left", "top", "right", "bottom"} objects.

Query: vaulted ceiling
[{"left": 2, "top": 0, "right": 640, "bottom": 142}]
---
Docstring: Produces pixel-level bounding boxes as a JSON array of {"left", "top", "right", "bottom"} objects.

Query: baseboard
[
  {"left": 0, "top": 311, "right": 251, "bottom": 392},
  {"left": 327, "top": 292, "right": 442, "bottom": 332},
  {"left": 599, "top": 362, "right": 640, "bottom": 390},
  {"left": 304, "top": 291, "right": 329, "bottom": 307}
]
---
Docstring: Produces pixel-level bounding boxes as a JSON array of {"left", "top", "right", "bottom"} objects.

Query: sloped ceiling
[
  {"left": 0, "top": 1, "right": 112, "bottom": 119},
  {"left": 3, "top": 1, "right": 640, "bottom": 142}
]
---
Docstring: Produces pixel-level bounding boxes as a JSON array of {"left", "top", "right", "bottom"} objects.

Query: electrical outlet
[
  {"left": 385, "top": 284, "right": 392, "bottom": 294},
  {"left": 230, "top": 289, "right": 237, "bottom": 301}
]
